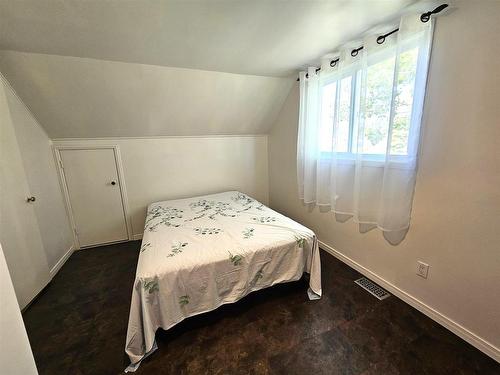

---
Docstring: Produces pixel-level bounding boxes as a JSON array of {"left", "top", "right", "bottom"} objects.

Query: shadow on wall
[{"left": 305, "top": 202, "right": 408, "bottom": 245}]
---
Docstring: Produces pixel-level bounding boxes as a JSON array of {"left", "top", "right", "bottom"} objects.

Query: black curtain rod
[{"left": 297, "top": 3, "right": 448, "bottom": 81}]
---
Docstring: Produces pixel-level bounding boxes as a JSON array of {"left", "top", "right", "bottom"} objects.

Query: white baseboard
[
  {"left": 318, "top": 240, "right": 500, "bottom": 363},
  {"left": 132, "top": 233, "right": 143, "bottom": 240},
  {"left": 49, "top": 245, "right": 75, "bottom": 278}
]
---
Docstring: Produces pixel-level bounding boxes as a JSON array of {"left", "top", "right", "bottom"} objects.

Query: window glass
[
  {"left": 363, "top": 56, "right": 395, "bottom": 154},
  {"left": 335, "top": 77, "right": 352, "bottom": 153},
  {"left": 318, "top": 46, "right": 420, "bottom": 159},
  {"left": 391, "top": 47, "right": 418, "bottom": 155}
]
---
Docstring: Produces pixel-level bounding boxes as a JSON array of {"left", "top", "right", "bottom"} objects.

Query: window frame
[{"left": 318, "top": 36, "right": 422, "bottom": 164}]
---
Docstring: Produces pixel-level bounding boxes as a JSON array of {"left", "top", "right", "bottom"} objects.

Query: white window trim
[{"left": 318, "top": 36, "right": 423, "bottom": 162}]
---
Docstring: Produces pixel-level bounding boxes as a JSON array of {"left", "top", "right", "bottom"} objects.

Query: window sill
[{"left": 318, "top": 153, "right": 417, "bottom": 169}]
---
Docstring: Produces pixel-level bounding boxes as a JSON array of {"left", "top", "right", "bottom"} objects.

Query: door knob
[
  {"left": 111, "top": 181, "right": 116, "bottom": 185},
  {"left": 26, "top": 196, "right": 36, "bottom": 202}
]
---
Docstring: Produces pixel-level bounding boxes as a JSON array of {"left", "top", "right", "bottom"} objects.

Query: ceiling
[
  {"left": 0, "top": 0, "right": 426, "bottom": 138},
  {"left": 0, "top": 0, "right": 419, "bottom": 77},
  {"left": 0, "top": 51, "right": 293, "bottom": 138}
]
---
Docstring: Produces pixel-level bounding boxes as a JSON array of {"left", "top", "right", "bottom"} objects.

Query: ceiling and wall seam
[
  {"left": 0, "top": 72, "right": 51, "bottom": 141},
  {"left": 0, "top": 50, "right": 297, "bottom": 81},
  {"left": 52, "top": 134, "right": 269, "bottom": 142}
]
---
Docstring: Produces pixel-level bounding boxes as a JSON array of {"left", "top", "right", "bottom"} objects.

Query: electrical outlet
[{"left": 416, "top": 261, "right": 429, "bottom": 279}]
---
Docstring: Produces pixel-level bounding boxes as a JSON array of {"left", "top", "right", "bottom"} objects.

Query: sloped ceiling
[
  {"left": 0, "top": 0, "right": 418, "bottom": 77},
  {"left": 0, "top": 51, "right": 293, "bottom": 138},
  {"left": 0, "top": 0, "right": 419, "bottom": 138}
]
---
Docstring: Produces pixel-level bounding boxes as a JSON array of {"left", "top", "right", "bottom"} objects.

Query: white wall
[
  {"left": 1, "top": 74, "right": 51, "bottom": 309},
  {"left": 3, "top": 79, "right": 73, "bottom": 270},
  {"left": 268, "top": 0, "right": 500, "bottom": 361},
  {"left": 0, "top": 243, "right": 38, "bottom": 375},
  {"left": 54, "top": 136, "right": 269, "bottom": 239}
]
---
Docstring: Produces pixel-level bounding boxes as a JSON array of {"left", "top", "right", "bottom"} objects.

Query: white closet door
[
  {"left": 59, "top": 148, "right": 129, "bottom": 248},
  {"left": 0, "top": 78, "right": 50, "bottom": 309}
]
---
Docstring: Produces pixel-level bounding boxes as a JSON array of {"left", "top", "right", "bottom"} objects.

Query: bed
[{"left": 125, "top": 191, "right": 322, "bottom": 371}]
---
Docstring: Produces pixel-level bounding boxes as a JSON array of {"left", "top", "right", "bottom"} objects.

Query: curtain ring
[
  {"left": 421, "top": 4, "right": 448, "bottom": 23},
  {"left": 351, "top": 46, "right": 363, "bottom": 57},
  {"left": 420, "top": 12, "right": 431, "bottom": 22},
  {"left": 330, "top": 60, "right": 337, "bottom": 67},
  {"left": 376, "top": 36, "right": 385, "bottom": 44}
]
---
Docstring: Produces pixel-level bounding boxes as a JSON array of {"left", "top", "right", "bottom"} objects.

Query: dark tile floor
[{"left": 23, "top": 241, "right": 499, "bottom": 375}]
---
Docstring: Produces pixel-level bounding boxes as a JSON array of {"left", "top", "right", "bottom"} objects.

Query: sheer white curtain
[{"left": 297, "top": 14, "right": 434, "bottom": 233}]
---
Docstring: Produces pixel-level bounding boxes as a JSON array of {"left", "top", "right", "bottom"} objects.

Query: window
[
  {"left": 297, "top": 13, "right": 434, "bottom": 233},
  {"left": 319, "top": 45, "right": 420, "bottom": 160}
]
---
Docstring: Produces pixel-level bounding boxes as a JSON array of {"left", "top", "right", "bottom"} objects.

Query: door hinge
[
  {"left": 58, "top": 159, "right": 64, "bottom": 169},
  {"left": 73, "top": 228, "right": 79, "bottom": 237}
]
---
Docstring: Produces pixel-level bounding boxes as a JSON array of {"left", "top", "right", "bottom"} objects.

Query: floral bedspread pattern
[{"left": 125, "top": 191, "right": 321, "bottom": 371}]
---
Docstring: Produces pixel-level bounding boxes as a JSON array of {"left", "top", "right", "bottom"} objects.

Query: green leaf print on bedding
[
  {"left": 253, "top": 269, "right": 264, "bottom": 284},
  {"left": 232, "top": 192, "right": 254, "bottom": 206},
  {"left": 143, "top": 279, "right": 159, "bottom": 294},
  {"left": 140, "top": 242, "right": 151, "bottom": 252},
  {"left": 189, "top": 199, "right": 216, "bottom": 212},
  {"left": 194, "top": 227, "right": 222, "bottom": 235},
  {"left": 189, "top": 199, "right": 236, "bottom": 219},
  {"left": 294, "top": 235, "right": 306, "bottom": 248},
  {"left": 179, "top": 295, "right": 190, "bottom": 306},
  {"left": 242, "top": 228, "right": 255, "bottom": 239},
  {"left": 167, "top": 242, "right": 188, "bottom": 257},
  {"left": 228, "top": 251, "right": 244, "bottom": 266},
  {"left": 252, "top": 216, "right": 277, "bottom": 224},
  {"left": 145, "top": 206, "right": 184, "bottom": 232},
  {"left": 148, "top": 218, "right": 181, "bottom": 232},
  {"left": 184, "top": 212, "right": 206, "bottom": 222}
]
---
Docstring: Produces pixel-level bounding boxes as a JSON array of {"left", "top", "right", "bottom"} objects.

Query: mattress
[{"left": 125, "top": 191, "right": 321, "bottom": 371}]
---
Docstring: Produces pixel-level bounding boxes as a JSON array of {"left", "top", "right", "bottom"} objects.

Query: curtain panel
[{"left": 297, "top": 14, "right": 434, "bottom": 232}]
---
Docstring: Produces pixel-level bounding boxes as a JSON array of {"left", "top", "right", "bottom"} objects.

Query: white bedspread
[{"left": 125, "top": 191, "right": 321, "bottom": 371}]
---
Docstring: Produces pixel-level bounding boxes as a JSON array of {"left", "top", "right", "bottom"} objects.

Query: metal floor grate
[{"left": 354, "top": 277, "right": 391, "bottom": 300}]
